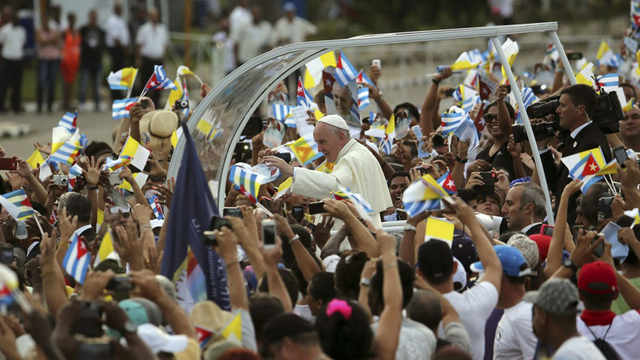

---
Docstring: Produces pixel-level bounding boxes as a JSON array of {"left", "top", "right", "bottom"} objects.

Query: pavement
[{"left": 0, "top": 109, "right": 117, "bottom": 160}]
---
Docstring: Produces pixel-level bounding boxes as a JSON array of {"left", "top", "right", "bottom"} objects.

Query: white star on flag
[{"left": 447, "top": 180, "right": 455, "bottom": 188}]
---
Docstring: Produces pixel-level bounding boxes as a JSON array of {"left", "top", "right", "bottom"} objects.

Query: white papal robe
[{"left": 290, "top": 139, "right": 393, "bottom": 228}]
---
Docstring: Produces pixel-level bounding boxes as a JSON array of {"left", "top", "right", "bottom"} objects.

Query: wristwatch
[
  {"left": 562, "top": 259, "right": 578, "bottom": 273},
  {"left": 121, "top": 320, "right": 137, "bottom": 334},
  {"left": 360, "top": 277, "right": 371, "bottom": 286},
  {"left": 404, "top": 223, "right": 417, "bottom": 232}
]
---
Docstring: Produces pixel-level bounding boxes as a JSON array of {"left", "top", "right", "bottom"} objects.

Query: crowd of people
[
  {"left": 0, "top": 1, "right": 318, "bottom": 114},
  {"left": 3, "top": 3, "right": 640, "bottom": 360}
]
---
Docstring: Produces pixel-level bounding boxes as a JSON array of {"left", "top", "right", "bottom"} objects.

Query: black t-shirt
[
  {"left": 476, "top": 141, "right": 516, "bottom": 181},
  {"left": 79, "top": 25, "right": 105, "bottom": 63}
]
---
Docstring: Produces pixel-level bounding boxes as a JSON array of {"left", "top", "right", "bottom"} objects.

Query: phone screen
[
  {"left": 262, "top": 220, "right": 276, "bottom": 246},
  {"left": 308, "top": 202, "right": 326, "bottom": 215},
  {"left": 0, "top": 248, "right": 12, "bottom": 265},
  {"left": 223, "top": 208, "right": 243, "bottom": 218},
  {"left": 614, "top": 147, "right": 628, "bottom": 168},
  {"left": 475, "top": 172, "right": 496, "bottom": 196},
  {"left": 0, "top": 158, "right": 17, "bottom": 170}
]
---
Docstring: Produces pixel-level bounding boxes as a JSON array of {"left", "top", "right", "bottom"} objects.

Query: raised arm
[
  {"left": 451, "top": 198, "right": 502, "bottom": 291},
  {"left": 209, "top": 226, "right": 249, "bottom": 311},
  {"left": 274, "top": 214, "right": 320, "bottom": 282},
  {"left": 544, "top": 180, "right": 582, "bottom": 278},
  {"left": 372, "top": 232, "right": 403, "bottom": 360},
  {"left": 323, "top": 199, "right": 379, "bottom": 258},
  {"left": 421, "top": 68, "right": 453, "bottom": 137}
]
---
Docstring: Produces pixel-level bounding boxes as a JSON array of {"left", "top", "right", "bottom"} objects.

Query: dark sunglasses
[{"left": 484, "top": 114, "right": 498, "bottom": 122}]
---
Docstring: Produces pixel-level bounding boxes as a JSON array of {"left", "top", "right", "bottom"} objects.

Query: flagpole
[
  {"left": 32, "top": 214, "right": 44, "bottom": 237},
  {"left": 425, "top": 71, "right": 464, "bottom": 78},
  {"left": 193, "top": 73, "right": 204, "bottom": 86}
]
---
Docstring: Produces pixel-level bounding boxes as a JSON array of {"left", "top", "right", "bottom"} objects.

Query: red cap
[
  {"left": 529, "top": 234, "right": 551, "bottom": 262},
  {"left": 578, "top": 261, "right": 618, "bottom": 294}
]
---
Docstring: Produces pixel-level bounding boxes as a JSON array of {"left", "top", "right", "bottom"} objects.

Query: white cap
[
  {"left": 452, "top": 258, "right": 467, "bottom": 292},
  {"left": 318, "top": 114, "right": 349, "bottom": 131},
  {"left": 150, "top": 219, "right": 164, "bottom": 229},
  {"left": 136, "top": 323, "right": 189, "bottom": 354}
]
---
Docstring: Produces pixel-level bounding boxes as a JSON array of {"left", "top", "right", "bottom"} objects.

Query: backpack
[{"left": 586, "top": 322, "right": 621, "bottom": 360}]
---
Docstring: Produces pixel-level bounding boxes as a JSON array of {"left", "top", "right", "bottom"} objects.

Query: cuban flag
[
  {"left": 0, "top": 189, "right": 36, "bottom": 220},
  {"left": 270, "top": 104, "right": 291, "bottom": 122},
  {"left": 196, "top": 325, "right": 214, "bottom": 349},
  {"left": 379, "top": 139, "right": 393, "bottom": 155},
  {"left": 633, "top": 0, "right": 640, "bottom": 29},
  {"left": 437, "top": 171, "right": 457, "bottom": 195},
  {"left": 332, "top": 187, "right": 373, "bottom": 219},
  {"left": 335, "top": 51, "right": 358, "bottom": 87},
  {"left": 358, "top": 87, "right": 370, "bottom": 110},
  {"left": 148, "top": 193, "right": 164, "bottom": 220},
  {"left": 516, "top": 87, "right": 538, "bottom": 124},
  {"left": 62, "top": 233, "right": 90, "bottom": 284},
  {"left": 228, "top": 164, "right": 267, "bottom": 203},
  {"left": 356, "top": 69, "right": 377, "bottom": 89},
  {"left": 58, "top": 111, "right": 77, "bottom": 133},
  {"left": 144, "top": 65, "right": 178, "bottom": 91},
  {"left": 596, "top": 73, "right": 619, "bottom": 92},
  {"left": 403, "top": 199, "right": 442, "bottom": 218},
  {"left": 569, "top": 153, "right": 601, "bottom": 180},
  {"left": 296, "top": 77, "right": 315, "bottom": 108},
  {"left": 441, "top": 111, "right": 465, "bottom": 136},
  {"left": 112, "top": 98, "right": 138, "bottom": 120}
]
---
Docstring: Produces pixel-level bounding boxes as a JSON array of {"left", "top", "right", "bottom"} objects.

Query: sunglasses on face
[{"left": 484, "top": 114, "right": 498, "bottom": 122}]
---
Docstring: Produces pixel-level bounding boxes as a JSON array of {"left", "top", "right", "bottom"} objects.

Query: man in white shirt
[
  {"left": 105, "top": 4, "right": 130, "bottom": 86},
  {"left": 0, "top": 9, "right": 26, "bottom": 113},
  {"left": 272, "top": 2, "right": 318, "bottom": 46},
  {"left": 416, "top": 200, "right": 502, "bottom": 360},
  {"left": 228, "top": 0, "right": 251, "bottom": 40},
  {"left": 212, "top": 16, "right": 236, "bottom": 74},
  {"left": 525, "top": 278, "right": 606, "bottom": 360},
  {"left": 470, "top": 245, "right": 536, "bottom": 360},
  {"left": 135, "top": 7, "right": 167, "bottom": 107},
  {"left": 231, "top": 7, "right": 271, "bottom": 66}
]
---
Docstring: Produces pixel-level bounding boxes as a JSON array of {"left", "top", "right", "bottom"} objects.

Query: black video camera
[
  {"left": 512, "top": 121, "right": 557, "bottom": 143},
  {"left": 527, "top": 95, "right": 560, "bottom": 120},
  {"left": 593, "top": 90, "right": 624, "bottom": 134}
]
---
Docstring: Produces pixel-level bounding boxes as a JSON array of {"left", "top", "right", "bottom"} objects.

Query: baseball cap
[
  {"left": 452, "top": 231, "right": 478, "bottom": 274},
  {"left": 452, "top": 258, "right": 467, "bottom": 291},
  {"left": 524, "top": 278, "right": 580, "bottom": 316},
  {"left": 417, "top": 240, "right": 454, "bottom": 280},
  {"left": 528, "top": 234, "right": 551, "bottom": 262},
  {"left": 260, "top": 313, "right": 316, "bottom": 355},
  {"left": 578, "top": 261, "right": 618, "bottom": 295},
  {"left": 507, "top": 235, "right": 540, "bottom": 275},
  {"left": 136, "top": 323, "right": 189, "bottom": 354},
  {"left": 471, "top": 245, "right": 531, "bottom": 277},
  {"left": 119, "top": 299, "right": 149, "bottom": 326}
]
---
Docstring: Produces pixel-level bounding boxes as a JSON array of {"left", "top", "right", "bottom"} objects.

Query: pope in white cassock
[{"left": 263, "top": 114, "right": 393, "bottom": 228}]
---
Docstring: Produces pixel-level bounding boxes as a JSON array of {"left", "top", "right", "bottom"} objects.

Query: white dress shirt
[
  {"left": 136, "top": 22, "right": 167, "bottom": 59},
  {"left": 0, "top": 23, "right": 26, "bottom": 60},
  {"left": 105, "top": 14, "right": 130, "bottom": 48},
  {"left": 272, "top": 16, "right": 318, "bottom": 45}
]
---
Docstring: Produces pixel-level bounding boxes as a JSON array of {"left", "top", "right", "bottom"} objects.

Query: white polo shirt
[
  {"left": 493, "top": 301, "right": 537, "bottom": 360},
  {"left": 577, "top": 309, "right": 640, "bottom": 360},
  {"left": 136, "top": 22, "right": 167, "bottom": 60},
  {"left": 0, "top": 23, "right": 26, "bottom": 60},
  {"left": 440, "top": 281, "right": 499, "bottom": 360}
]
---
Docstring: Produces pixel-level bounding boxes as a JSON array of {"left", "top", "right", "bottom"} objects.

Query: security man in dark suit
[{"left": 538, "top": 84, "right": 611, "bottom": 226}]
